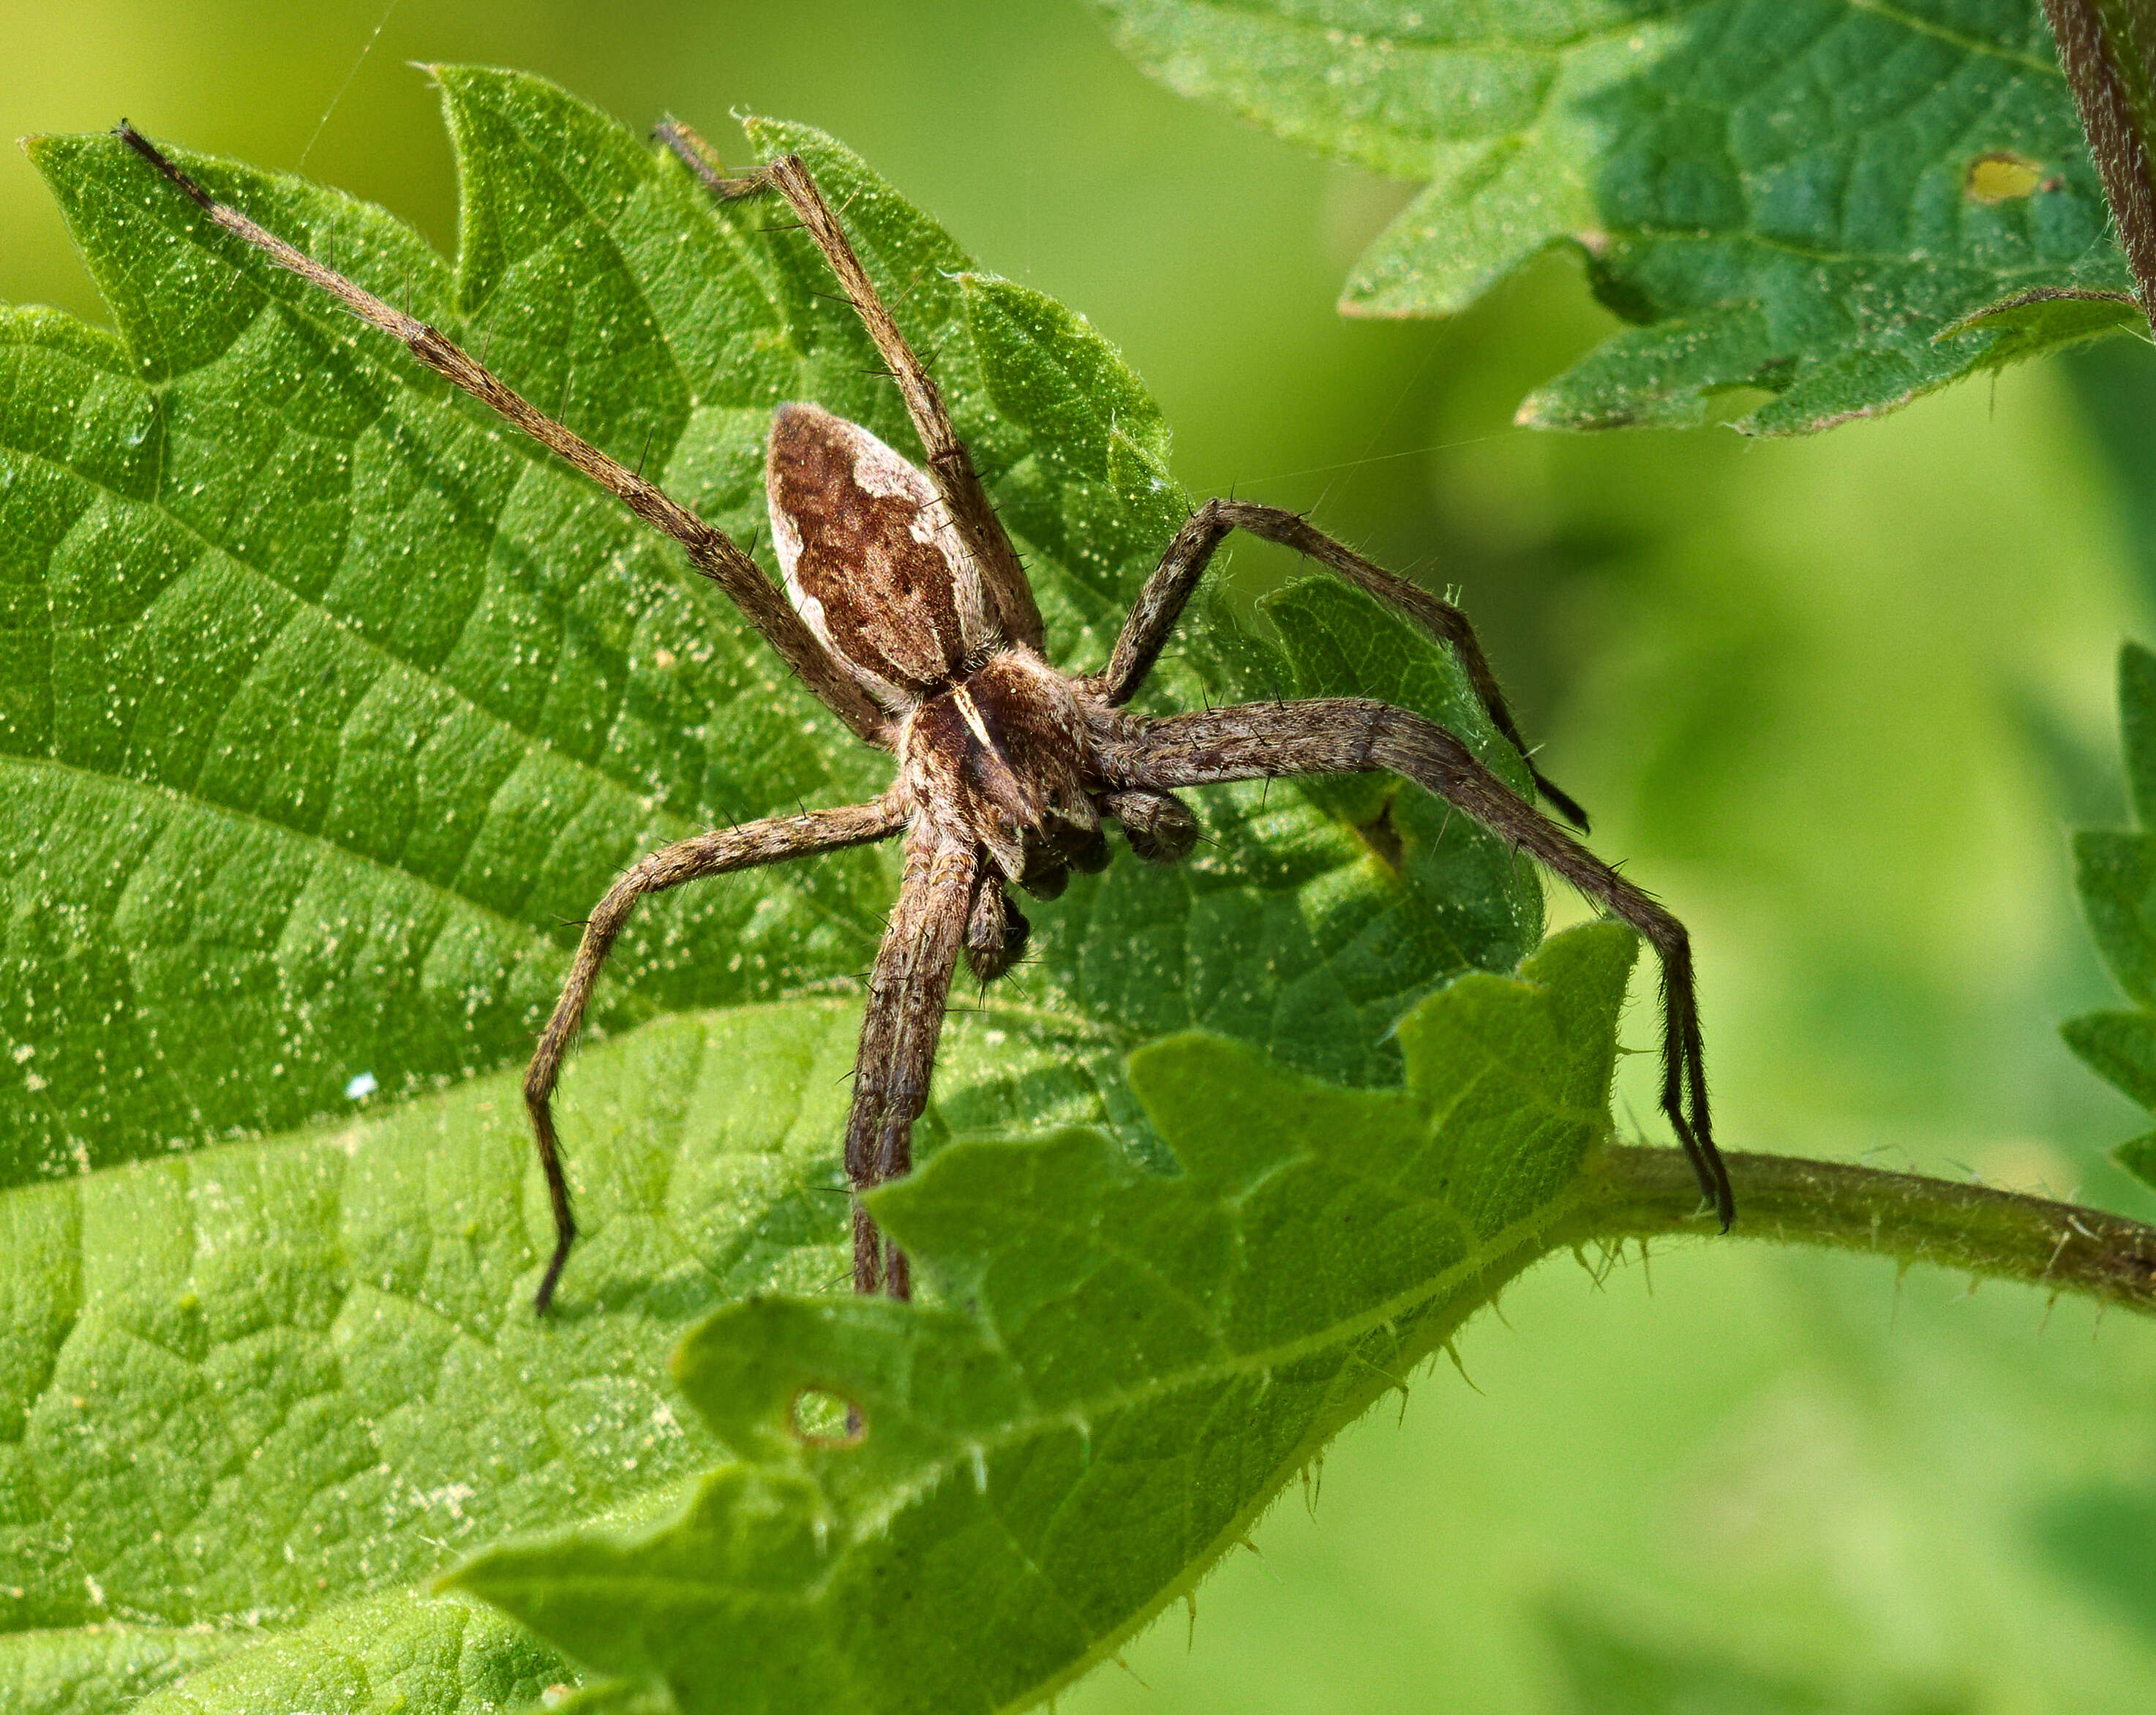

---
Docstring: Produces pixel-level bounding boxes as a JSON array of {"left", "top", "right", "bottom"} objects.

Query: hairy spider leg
[
  {"left": 113, "top": 122, "right": 892, "bottom": 750},
  {"left": 522, "top": 800, "right": 907, "bottom": 1310},
  {"left": 656, "top": 123, "right": 1045, "bottom": 654},
  {"left": 1110, "top": 699, "right": 1733, "bottom": 1229},
  {"left": 846, "top": 827, "right": 979, "bottom": 1296},
  {"left": 1103, "top": 498, "right": 1592, "bottom": 833}
]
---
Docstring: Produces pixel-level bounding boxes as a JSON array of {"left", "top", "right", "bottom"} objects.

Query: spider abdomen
[{"left": 767, "top": 402, "right": 996, "bottom": 707}]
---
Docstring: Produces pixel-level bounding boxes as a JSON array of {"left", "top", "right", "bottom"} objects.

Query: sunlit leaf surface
[
  {"left": 1093, "top": 0, "right": 2139, "bottom": 433},
  {"left": 453, "top": 926, "right": 1639, "bottom": 1715}
]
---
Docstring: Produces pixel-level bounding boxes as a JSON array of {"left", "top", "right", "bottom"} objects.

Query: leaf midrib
[
  {"left": 1847, "top": 0, "right": 2062, "bottom": 80},
  {"left": 1585, "top": 222, "right": 2116, "bottom": 279}
]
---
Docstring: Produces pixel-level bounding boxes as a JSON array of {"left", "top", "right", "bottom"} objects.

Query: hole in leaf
[
  {"left": 790, "top": 1386, "right": 866, "bottom": 1446},
  {"left": 1702, "top": 383, "right": 1782, "bottom": 424},
  {"left": 1965, "top": 152, "right": 2043, "bottom": 203}
]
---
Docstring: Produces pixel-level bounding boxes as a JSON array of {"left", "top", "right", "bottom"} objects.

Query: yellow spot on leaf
[{"left": 1966, "top": 152, "right": 2043, "bottom": 203}]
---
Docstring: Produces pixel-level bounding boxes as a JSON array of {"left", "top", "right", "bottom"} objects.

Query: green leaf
[
  {"left": 2116, "top": 1130, "right": 2156, "bottom": 1186},
  {"left": 1091, "top": 0, "right": 2139, "bottom": 434},
  {"left": 0, "top": 999, "right": 875, "bottom": 1714},
  {"left": 0, "top": 920, "right": 1642, "bottom": 1715},
  {"left": 2032, "top": 1482, "right": 2156, "bottom": 1647},
  {"left": 2064, "top": 644, "right": 2156, "bottom": 1188},
  {"left": 447, "top": 923, "right": 1639, "bottom": 1715},
  {"left": 0, "top": 991, "right": 1150, "bottom": 1714},
  {"left": 0, "top": 1628, "right": 238, "bottom": 1715},
  {"left": 0, "top": 64, "right": 1604, "bottom": 1713},
  {"left": 120, "top": 1595, "right": 563, "bottom": 1715}
]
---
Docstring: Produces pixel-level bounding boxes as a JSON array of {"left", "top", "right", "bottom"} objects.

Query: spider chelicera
[{"left": 118, "top": 118, "right": 1732, "bottom": 1313}]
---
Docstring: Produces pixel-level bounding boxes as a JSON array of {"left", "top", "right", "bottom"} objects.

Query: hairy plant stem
[
  {"left": 1571, "top": 1145, "right": 2156, "bottom": 1313},
  {"left": 2042, "top": 0, "right": 2156, "bottom": 318}
]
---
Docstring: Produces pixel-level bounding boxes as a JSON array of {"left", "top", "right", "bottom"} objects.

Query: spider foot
[
  {"left": 654, "top": 119, "right": 775, "bottom": 201},
  {"left": 1531, "top": 768, "right": 1591, "bottom": 835}
]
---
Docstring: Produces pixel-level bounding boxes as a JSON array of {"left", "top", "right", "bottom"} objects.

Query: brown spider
[{"left": 118, "top": 119, "right": 1732, "bottom": 1313}]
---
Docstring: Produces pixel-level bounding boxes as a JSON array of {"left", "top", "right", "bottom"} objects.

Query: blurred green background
[{"left": 8, "top": 1, "right": 2156, "bottom": 1706}]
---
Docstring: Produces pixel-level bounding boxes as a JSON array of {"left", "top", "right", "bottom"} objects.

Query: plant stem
[
  {"left": 2042, "top": 0, "right": 2156, "bottom": 318},
  {"left": 1573, "top": 1145, "right": 2156, "bottom": 1313}
]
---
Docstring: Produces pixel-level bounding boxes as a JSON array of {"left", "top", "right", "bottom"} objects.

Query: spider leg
[
  {"left": 656, "top": 121, "right": 1045, "bottom": 654},
  {"left": 525, "top": 797, "right": 906, "bottom": 1311},
  {"left": 1107, "top": 699, "right": 1732, "bottom": 1228},
  {"left": 1100, "top": 498, "right": 1590, "bottom": 832},
  {"left": 114, "top": 124, "right": 891, "bottom": 751},
  {"left": 846, "top": 825, "right": 977, "bottom": 1298}
]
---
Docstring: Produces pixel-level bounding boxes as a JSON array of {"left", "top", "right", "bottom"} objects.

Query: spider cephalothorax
[
  {"left": 117, "top": 119, "right": 1732, "bottom": 1313},
  {"left": 902, "top": 640, "right": 1111, "bottom": 893}
]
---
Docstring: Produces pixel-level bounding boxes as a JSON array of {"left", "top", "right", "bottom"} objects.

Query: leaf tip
[
  {"left": 1334, "top": 286, "right": 1419, "bottom": 322},
  {"left": 2114, "top": 1130, "right": 2156, "bottom": 1193},
  {"left": 740, "top": 113, "right": 790, "bottom": 158},
  {"left": 1935, "top": 285, "right": 2141, "bottom": 348},
  {"left": 1514, "top": 389, "right": 1634, "bottom": 432}
]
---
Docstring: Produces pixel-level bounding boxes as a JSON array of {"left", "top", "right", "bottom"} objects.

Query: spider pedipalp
[{"left": 964, "top": 875, "right": 1030, "bottom": 986}]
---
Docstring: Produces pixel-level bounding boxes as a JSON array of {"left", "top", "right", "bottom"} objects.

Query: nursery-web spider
[{"left": 119, "top": 119, "right": 1732, "bottom": 1313}]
